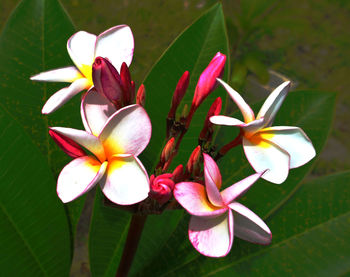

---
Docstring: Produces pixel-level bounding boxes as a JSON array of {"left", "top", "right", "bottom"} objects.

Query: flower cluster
[{"left": 31, "top": 25, "right": 315, "bottom": 258}]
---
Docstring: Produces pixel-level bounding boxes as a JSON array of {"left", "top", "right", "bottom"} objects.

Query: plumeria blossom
[
  {"left": 174, "top": 153, "right": 271, "bottom": 257},
  {"left": 51, "top": 104, "right": 151, "bottom": 205},
  {"left": 210, "top": 79, "right": 316, "bottom": 184},
  {"left": 30, "top": 25, "right": 134, "bottom": 114}
]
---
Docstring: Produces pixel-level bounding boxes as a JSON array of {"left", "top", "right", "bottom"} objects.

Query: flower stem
[{"left": 116, "top": 214, "right": 147, "bottom": 277}]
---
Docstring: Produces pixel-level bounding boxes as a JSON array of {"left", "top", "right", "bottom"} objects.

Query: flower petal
[
  {"left": 81, "top": 88, "right": 116, "bottom": 136},
  {"left": 256, "top": 81, "right": 290, "bottom": 127},
  {"left": 203, "top": 153, "right": 224, "bottom": 207},
  {"left": 209, "top": 115, "right": 244, "bottom": 126},
  {"left": 57, "top": 156, "right": 107, "bottom": 203},
  {"left": 42, "top": 78, "right": 90, "bottom": 114},
  {"left": 95, "top": 25, "right": 134, "bottom": 71},
  {"left": 50, "top": 127, "right": 105, "bottom": 162},
  {"left": 67, "top": 31, "right": 96, "bottom": 74},
  {"left": 221, "top": 171, "right": 264, "bottom": 205},
  {"left": 259, "top": 126, "right": 316, "bottom": 169},
  {"left": 217, "top": 78, "right": 255, "bottom": 123},
  {"left": 174, "top": 182, "right": 228, "bottom": 217},
  {"left": 189, "top": 210, "right": 233, "bottom": 257},
  {"left": 243, "top": 136, "right": 290, "bottom": 184},
  {"left": 99, "top": 104, "right": 151, "bottom": 157},
  {"left": 229, "top": 202, "right": 271, "bottom": 245},
  {"left": 30, "top": 66, "right": 83, "bottom": 83},
  {"left": 101, "top": 155, "right": 149, "bottom": 205}
]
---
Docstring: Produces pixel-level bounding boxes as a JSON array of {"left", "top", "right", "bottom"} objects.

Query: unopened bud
[
  {"left": 172, "top": 164, "right": 184, "bottom": 183},
  {"left": 161, "top": 137, "right": 175, "bottom": 163},
  {"left": 120, "top": 62, "right": 133, "bottom": 104},
  {"left": 186, "top": 146, "right": 202, "bottom": 177},
  {"left": 199, "top": 97, "right": 222, "bottom": 141},
  {"left": 49, "top": 129, "right": 86, "bottom": 158},
  {"left": 168, "top": 71, "right": 190, "bottom": 119},
  {"left": 180, "top": 104, "right": 189, "bottom": 122},
  {"left": 149, "top": 173, "right": 175, "bottom": 205},
  {"left": 136, "top": 84, "right": 146, "bottom": 106}
]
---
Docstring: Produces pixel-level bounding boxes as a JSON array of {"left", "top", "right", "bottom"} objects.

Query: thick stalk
[{"left": 116, "top": 214, "right": 147, "bottom": 277}]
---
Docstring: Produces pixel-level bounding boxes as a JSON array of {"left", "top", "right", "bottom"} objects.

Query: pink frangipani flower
[
  {"left": 30, "top": 25, "right": 134, "bottom": 114},
  {"left": 51, "top": 104, "right": 151, "bottom": 205},
  {"left": 174, "top": 153, "right": 271, "bottom": 257},
  {"left": 210, "top": 79, "right": 316, "bottom": 184}
]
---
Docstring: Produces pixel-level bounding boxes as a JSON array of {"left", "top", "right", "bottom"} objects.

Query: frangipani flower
[
  {"left": 174, "top": 153, "right": 271, "bottom": 257},
  {"left": 51, "top": 104, "right": 151, "bottom": 205},
  {"left": 31, "top": 25, "right": 134, "bottom": 114},
  {"left": 210, "top": 79, "right": 316, "bottom": 184}
]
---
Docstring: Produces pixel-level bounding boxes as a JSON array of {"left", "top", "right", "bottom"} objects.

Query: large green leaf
[
  {"left": 0, "top": 0, "right": 85, "bottom": 238},
  {"left": 0, "top": 107, "right": 71, "bottom": 276}
]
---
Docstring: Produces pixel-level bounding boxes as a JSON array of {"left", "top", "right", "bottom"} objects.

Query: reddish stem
[{"left": 215, "top": 130, "right": 243, "bottom": 161}]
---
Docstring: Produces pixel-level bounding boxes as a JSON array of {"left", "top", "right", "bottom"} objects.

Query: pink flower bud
[
  {"left": 199, "top": 97, "right": 222, "bottom": 141},
  {"left": 120, "top": 62, "right": 134, "bottom": 105},
  {"left": 149, "top": 173, "right": 175, "bottom": 205},
  {"left": 49, "top": 129, "right": 86, "bottom": 158},
  {"left": 168, "top": 71, "right": 190, "bottom": 119},
  {"left": 136, "top": 84, "right": 146, "bottom": 106},
  {"left": 192, "top": 52, "right": 226, "bottom": 109},
  {"left": 92, "top": 57, "right": 124, "bottom": 109},
  {"left": 186, "top": 146, "right": 202, "bottom": 177},
  {"left": 172, "top": 164, "right": 184, "bottom": 183},
  {"left": 161, "top": 137, "right": 175, "bottom": 163}
]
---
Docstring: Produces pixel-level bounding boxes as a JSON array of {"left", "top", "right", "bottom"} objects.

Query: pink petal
[
  {"left": 81, "top": 88, "right": 116, "bottom": 136},
  {"left": 42, "top": 78, "right": 90, "bottom": 114},
  {"left": 243, "top": 136, "right": 290, "bottom": 184},
  {"left": 49, "top": 129, "right": 86, "bottom": 158},
  {"left": 50, "top": 127, "right": 105, "bottom": 162},
  {"left": 95, "top": 25, "right": 134, "bottom": 72},
  {"left": 101, "top": 155, "right": 149, "bottom": 205},
  {"left": 174, "top": 182, "right": 228, "bottom": 217},
  {"left": 217, "top": 78, "right": 255, "bottom": 123},
  {"left": 57, "top": 156, "right": 107, "bottom": 203},
  {"left": 189, "top": 210, "right": 233, "bottom": 257},
  {"left": 221, "top": 171, "right": 264, "bottom": 205},
  {"left": 99, "top": 104, "right": 151, "bottom": 158},
  {"left": 229, "top": 202, "right": 271, "bottom": 245},
  {"left": 203, "top": 153, "right": 224, "bottom": 207},
  {"left": 30, "top": 66, "right": 83, "bottom": 83},
  {"left": 209, "top": 115, "right": 244, "bottom": 126},
  {"left": 259, "top": 126, "right": 316, "bottom": 169},
  {"left": 256, "top": 81, "right": 290, "bottom": 127}
]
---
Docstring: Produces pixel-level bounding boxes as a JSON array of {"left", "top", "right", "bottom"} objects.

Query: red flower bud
[
  {"left": 172, "top": 164, "right": 184, "bottom": 183},
  {"left": 199, "top": 97, "right": 222, "bottom": 141},
  {"left": 168, "top": 71, "right": 190, "bottom": 119},
  {"left": 136, "top": 84, "right": 146, "bottom": 106},
  {"left": 161, "top": 137, "right": 175, "bottom": 163},
  {"left": 192, "top": 52, "right": 226, "bottom": 109},
  {"left": 149, "top": 173, "right": 175, "bottom": 205},
  {"left": 186, "top": 146, "right": 202, "bottom": 177},
  {"left": 120, "top": 62, "right": 134, "bottom": 105},
  {"left": 49, "top": 129, "right": 86, "bottom": 158}
]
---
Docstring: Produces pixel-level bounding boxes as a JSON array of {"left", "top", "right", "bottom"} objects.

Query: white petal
[
  {"left": 259, "top": 126, "right": 316, "bottom": 169},
  {"left": 243, "top": 136, "right": 290, "bottom": 184},
  {"left": 217, "top": 79, "right": 255, "bottom": 123},
  {"left": 81, "top": 88, "right": 116, "bottom": 136},
  {"left": 99, "top": 104, "right": 151, "bottom": 157},
  {"left": 95, "top": 25, "right": 134, "bottom": 71},
  {"left": 229, "top": 202, "right": 271, "bottom": 245},
  {"left": 242, "top": 118, "right": 265, "bottom": 135},
  {"left": 101, "top": 155, "right": 149, "bottom": 205},
  {"left": 188, "top": 210, "right": 233, "bottom": 257},
  {"left": 30, "top": 66, "right": 83, "bottom": 83},
  {"left": 256, "top": 81, "right": 290, "bottom": 127},
  {"left": 42, "top": 78, "right": 90, "bottom": 114},
  {"left": 67, "top": 31, "right": 96, "bottom": 73},
  {"left": 57, "top": 156, "right": 107, "bottom": 203},
  {"left": 50, "top": 127, "right": 105, "bottom": 162},
  {"left": 209, "top": 115, "right": 244, "bottom": 126}
]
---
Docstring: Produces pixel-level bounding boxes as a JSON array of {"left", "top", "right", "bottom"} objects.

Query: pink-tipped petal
[
  {"left": 95, "top": 25, "right": 134, "bottom": 71},
  {"left": 42, "top": 78, "right": 90, "bottom": 114},
  {"left": 189, "top": 210, "right": 233, "bottom": 257},
  {"left": 243, "top": 136, "right": 290, "bottom": 184},
  {"left": 256, "top": 81, "right": 291, "bottom": 127},
  {"left": 30, "top": 66, "right": 83, "bottom": 83},
  {"left": 81, "top": 88, "right": 116, "bottom": 136},
  {"left": 99, "top": 104, "right": 151, "bottom": 157},
  {"left": 203, "top": 153, "right": 224, "bottom": 207},
  {"left": 259, "top": 126, "right": 316, "bottom": 169},
  {"left": 229, "top": 202, "right": 271, "bottom": 245},
  {"left": 217, "top": 79, "right": 255, "bottom": 123},
  {"left": 209, "top": 115, "right": 244, "bottom": 126},
  {"left": 57, "top": 156, "right": 106, "bottom": 203},
  {"left": 101, "top": 155, "right": 149, "bottom": 205},
  {"left": 174, "top": 182, "right": 228, "bottom": 217},
  {"left": 67, "top": 31, "right": 96, "bottom": 73},
  {"left": 50, "top": 127, "right": 105, "bottom": 162},
  {"left": 221, "top": 171, "right": 264, "bottom": 204}
]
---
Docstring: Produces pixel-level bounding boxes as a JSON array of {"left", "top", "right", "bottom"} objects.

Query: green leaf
[
  {"left": 0, "top": 0, "right": 85, "bottom": 240},
  {"left": 0, "top": 107, "right": 71, "bottom": 276}
]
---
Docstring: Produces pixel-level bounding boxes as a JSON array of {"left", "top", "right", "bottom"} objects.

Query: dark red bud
[
  {"left": 49, "top": 130, "right": 86, "bottom": 158},
  {"left": 172, "top": 164, "right": 184, "bottom": 183},
  {"left": 199, "top": 97, "right": 222, "bottom": 140},
  {"left": 120, "top": 62, "right": 133, "bottom": 104},
  {"left": 136, "top": 84, "right": 146, "bottom": 106},
  {"left": 160, "top": 137, "right": 175, "bottom": 163},
  {"left": 168, "top": 71, "right": 190, "bottom": 119},
  {"left": 186, "top": 146, "right": 202, "bottom": 176},
  {"left": 149, "top": 173, "right": 175, "bottom": 205}
]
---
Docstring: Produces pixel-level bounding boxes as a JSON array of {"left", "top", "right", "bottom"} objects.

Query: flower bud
[
  {"left": 172, "top": 164, "right": 184, "bottom": 183},
  {"left": 149, "top": 173, "right": 175, "bottom": 205},
  {"left": 168, "top": 71, "right": 190, "bottom": 119},
  {"left": 120, "top": 62, "right": 134, "bottom": 105},
  {"left": 186, "top": 146, "right": 202, "bottom": 177},
  {"left": 199, "top": 97, "right": 222, "bottom": 141},
  {"left": 161, "top": 137, "right": 175, "bottom": 163},
  {"left": 92, "top": 57, "right": 124, "bottom": 109},
  {"left": 49, "top": 129, "right": 86, "bottom": 158},
  {"left": 192, "top": 52, "right": 226, "bottom": 109},
  {"left": 136, "top": 84, "right": 146, "bottom": 106}
]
